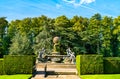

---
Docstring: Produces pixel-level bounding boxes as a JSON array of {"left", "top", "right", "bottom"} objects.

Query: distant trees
[
  {"left": 0, "top": 17, "right": 8, "bottom": 57},
  {"left": 112, "top": 16, "right": 120, "bottom": 56},
  {"left": 101, "top": 16, "right": 113, "bottom": 56},
  {"left": 1, "top": 14, "right": 120, "bottom": 57}
]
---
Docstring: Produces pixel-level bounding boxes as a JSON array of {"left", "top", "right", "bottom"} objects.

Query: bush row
[
  {"left": 0, "top": 55, "right": 35, "bottom": 75},
  {"left": 76, "top": 55, "right": 120, "bottom": 75},
  {"left": 76, "top": 55, "right": 103, "bottom": 75},
  {"left": 0, "top": 59, "right": 5, "bottom": 75},
  {"left": 104, "top": 57, "right": 120, "bottom": 74}
]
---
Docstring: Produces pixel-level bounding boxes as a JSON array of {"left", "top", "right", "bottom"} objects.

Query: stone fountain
[{"left": 37, "top": 36, "right": 75, "bottom": 64}]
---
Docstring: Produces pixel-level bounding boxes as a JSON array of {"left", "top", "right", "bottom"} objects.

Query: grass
[
  {"left": 0, "top": 58, "right": 3, "bottom": 60},
  {"left": 80, "top": 74, "right": 120, "bottom": 79},
  {"left": 0, "top": 74, "right": 31, "bottom": 79}
]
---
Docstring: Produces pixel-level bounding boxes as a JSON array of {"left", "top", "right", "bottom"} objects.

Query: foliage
[
  {"left": 33, "top": 22, "right": 52, "bottom": 55},
  {"left": 80, "top": 13, "right": 102, "bottom": 54},
  {"left": 0, "top": 59, "right": 5, "bottom": 75},
  {"left": 4, "top": 55, "right": 35, "bottom": 75},
  {"left": 9, "top": 33, "right": 33, "bottom": 55},
  {"left": 8, "top": 20, "right": 21, "bottom": 38},
  {"left": 76, "top": 55, "right": 120, "bottom": 75},
  {"left": 112, "top": 16, "right": 120, "bottom": 57},
  {"left": 0, "top": 17, "right": 8, "bottom": 38},
  {"left": 76, "top": 55, "right": 103, "bottom": 75},
  {"left": 104, "top": 57, "right": 120, "bottom": 74},
  {"left": 1, "top": 14, "right": 120, "bottom": 57},
  {"left": 101, "top": 16, "right": 113, "bottom": 56},
  {"left": 0, "top": 17, "right": 8, "bottom": 57}
]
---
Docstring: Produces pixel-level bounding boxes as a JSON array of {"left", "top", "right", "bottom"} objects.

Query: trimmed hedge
[
  {"left": 0, "top": 59, "right": 5, "bottom": 75},
  {"left": 104, "top": 57, "right": 120, "bottom": 74},
  {"left": 76, "top": 55, "right": 103, "bottom": 75},
  {"left": 4, "top": 55, "right": 35, "bottom": 75}
]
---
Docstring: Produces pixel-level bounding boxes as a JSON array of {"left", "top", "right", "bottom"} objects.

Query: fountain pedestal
[
  {"left": 51, "top": 52, "right": 61, "bottom": 63},
  {"left": 51, "top": 36, "right": 61, "bottom": 63}
]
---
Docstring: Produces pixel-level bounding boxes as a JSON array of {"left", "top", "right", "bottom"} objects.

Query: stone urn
[
  {"left": 52, "top": 36, "right": 60, "bottom": 54},
  {"left": 53, "top": 36, "right": 60, "bottom": 44}
]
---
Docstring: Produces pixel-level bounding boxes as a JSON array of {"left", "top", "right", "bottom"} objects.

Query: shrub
[
  {"left": 4, "top": 55, "right": 35, "bottom": 75},
  {"left": 104, "top": 57, "right": 120, "bottom": 74},
  {"left": 76, "top": 55, "right": 103, "bottom": 75},
  {"left": 0, "top": 59, "right": 5, "bottom": 75}
]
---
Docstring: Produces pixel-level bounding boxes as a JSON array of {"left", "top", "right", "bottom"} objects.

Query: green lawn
[
  {"left": 80, "top": 74, "right": 120, "bottom": 79},
  {"left": 0, "top": 74, "right": 31, "bottom": 79},
  {"left": 0, "top": 58, "right": 3, "bottom": 60}
]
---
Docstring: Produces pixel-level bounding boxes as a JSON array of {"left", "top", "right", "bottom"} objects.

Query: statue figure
[
  {"left": 39, "top": 48, "right": 45, "bottom": 59},
  {"left": 66, "top": 47, "right": 75, "bottom": 64},
  {"left": 66, "top": 47, "right": 71, "bottom": 56},
  {"left": 37, "top": 48, "right": 46, "bottom": 63}
]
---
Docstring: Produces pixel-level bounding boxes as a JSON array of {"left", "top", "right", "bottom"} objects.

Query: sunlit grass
[
  {"left": 0, "top": 74, "right": 31, "bottom": 79},
  {"left": 0, "top": 58, "right": 3, "bottom": 60},
  {"left": 80, "top": 74, "right": 120, "bottom": 79}
]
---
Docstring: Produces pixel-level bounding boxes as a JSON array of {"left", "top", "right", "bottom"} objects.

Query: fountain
[
  {"left": 35, "top": 36, "right": 76, "bottom": 78},
  {"left": 37, "top": 36, "right": 75, "bottom": 64}
]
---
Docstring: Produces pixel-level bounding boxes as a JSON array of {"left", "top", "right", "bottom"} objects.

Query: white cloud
[
  {"left": 63, "top": 0, "right": 95, "bottom": 6},
  {"left": 80, "top": 0, "right": 95, "bottom": 4},
  {"left": 56, "top": 4, "right": 62, "bottom": 9},
  {"left": 63, "top": 0, "right": 97, "bottom": 13},
  {"left": 63, "top": 0, "right": 75, "bottom": 4}
]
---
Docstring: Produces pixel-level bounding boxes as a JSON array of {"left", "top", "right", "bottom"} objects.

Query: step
[
  {"left": 36, "top": 63, "right": 77, "bottom": 75},
  {"left": 32, "top": 75, "right": 81, "bottom": 79},
  {"left": 36, "top": 63, "right": 46, "bottom": 68},
  {"left": 46, "top": 75, "right": 80, "bottom": 79},
  {"left": 46, "top": 68, "right": 77, "bottom": 75},
  {"left": 37, "top": 68, "right": 77, "bottom": 75},
  {"left": 36, "top": 63, "right": 76, "bottom": 69},
  {"left": 46, "top": 63, "right": 76, "bottom": 68}
]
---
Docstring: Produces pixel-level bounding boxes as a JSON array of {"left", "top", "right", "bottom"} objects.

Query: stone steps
[
  {"left": 36, "top": 63, "right": 77, "bottom": 75},
  {"left": 32, "top": 75, "right": 80, "bottom": 79},
  {"left": 32, "top": 63, "right": 80, "bottom": 79},
  {"left": 36, "top": 63, "right": 76, "bottom": 68}
]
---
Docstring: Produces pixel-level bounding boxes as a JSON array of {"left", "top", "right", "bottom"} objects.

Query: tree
[
  {"left": 33, "top": 22, "right": 52, "bottom": 55},
  {"left": 53, "top": 15, "right": 72, "bottom": 53},
  {"left": 112, "top": 16, "right": 120, "bottom": 56},
  {"left": 0, "top": 17, "right": 8, "bottom": 57},
  {"left": 0, "top": 17, "right": 8, "bottom": 38},
  {"left": 54, "top": 15, "right": 70, "bottom": 36},
  {"left": 8, "top": 20, "right": 21, "bottom": 38},
  {"left": 70, "top": 16, "right": 89, "bottom": 54},
  {"left": 80, "top": 13, "right": 102, "bottom": 54},
  {"left": 9, "top": 33, "right": 33, "bottom": 55},
  {"left": 101, "top": 16, "right": 113, "bottom": 56}
]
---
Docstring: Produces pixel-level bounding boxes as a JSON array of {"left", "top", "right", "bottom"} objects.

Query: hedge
[
  {"left": 76, "top": 55, "right": 103, "bottom": 75},
  {"left": 104, "top": 57, "right": 120, "bottom": 74},
  {"left": 4, "top": 55, "right": 35, "bottom": 75},
  {"left": 0, "top": 59, "right": 5, "bottom": 75}
]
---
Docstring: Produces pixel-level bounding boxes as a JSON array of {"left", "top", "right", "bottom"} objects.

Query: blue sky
[{"left": 0, "top": 0, "right": 120, "bottom": 21}]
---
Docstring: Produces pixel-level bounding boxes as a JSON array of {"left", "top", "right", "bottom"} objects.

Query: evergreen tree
[
  {"left": 33, "top": 22, "right": 52, "bottom": 55},
  {"left": 9, "top": 33, "right": 33, "bottom": 55}
]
